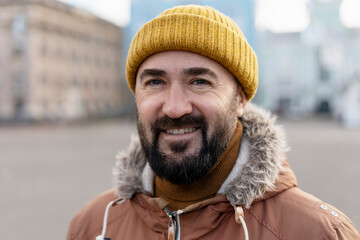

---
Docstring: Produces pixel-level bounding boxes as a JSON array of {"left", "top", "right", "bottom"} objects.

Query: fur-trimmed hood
[{"left": 113, "top": 103, "right": 295, "bottom": 208}]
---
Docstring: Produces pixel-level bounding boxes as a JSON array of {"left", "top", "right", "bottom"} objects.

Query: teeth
[{"left": 166, "top": 128, "right": 196, "bottom": 135}]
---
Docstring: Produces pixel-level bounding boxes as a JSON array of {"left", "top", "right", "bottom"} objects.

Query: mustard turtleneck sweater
[{"left": 154, "top": 120, "right": 243, "bottom": 211}]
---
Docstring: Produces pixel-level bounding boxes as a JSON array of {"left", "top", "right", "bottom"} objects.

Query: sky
[
  {"left": 340, "top": 0, "right": 360, "bottom": 28},
  {"left": 57, "top": 0, "right": 360, "bottom": 31},
  {"left": 256, "top": 0, "right": 310, "bottom": 32},
  {"left": 57, "top": 0, "right": 131, "bottom": 26}
]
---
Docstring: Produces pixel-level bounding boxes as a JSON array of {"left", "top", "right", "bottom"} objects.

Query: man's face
[{"left": 135, "top": 51, "right": 246, "bottom": 184}]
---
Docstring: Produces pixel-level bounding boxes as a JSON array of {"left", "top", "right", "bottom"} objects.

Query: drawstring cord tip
[
  {"left": 234, "top": 206, "right": 245, "bottom": 224},
  {"left": 96, "top": 236, "right": 111, "bottom": 240},
  {"left": 167, "top": 225, "right": 175, "bottom": 240},
  {"left": 234, "top": 206, "right": 249, "bottom": 240}
]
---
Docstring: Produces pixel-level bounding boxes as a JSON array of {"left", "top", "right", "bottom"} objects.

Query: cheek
[
  {"left": 136, "top": 94, "right": 162, "bottom": 124},
  {"left": 192, "top": 99, "right": 224, "bottom": 134},
  {"left": 136, "top": 101, "right": 156, "bottom": 141},
  {"left": 193, "top": 95, "right": 229, "bottom": 118},
  {"left": 192, "top": 93, "right": 237, "bottom": 131}
]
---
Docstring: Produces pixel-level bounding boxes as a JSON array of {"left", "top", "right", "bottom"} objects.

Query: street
[{"left": 0, "top": 116, "right": 359, "bottom": 239}]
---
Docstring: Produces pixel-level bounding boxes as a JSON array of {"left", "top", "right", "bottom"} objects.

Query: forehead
[{"left": 137, "top": 51, "right": 234, "bottom": 78}]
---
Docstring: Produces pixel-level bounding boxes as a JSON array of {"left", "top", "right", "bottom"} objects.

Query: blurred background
[{"left": 0, "top": 0, "right": 359, "bottom": 239}]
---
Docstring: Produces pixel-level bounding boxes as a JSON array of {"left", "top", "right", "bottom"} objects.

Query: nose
[{"left": 162, "top": 85, "right": 192, "bottom": 119}]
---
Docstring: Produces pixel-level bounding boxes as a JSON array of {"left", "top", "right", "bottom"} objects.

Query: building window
[
  {"left": 72, "top": 50, "right": 77, "bottom": 62},
  {"left": 12, "top": 15, "right": 26, "bottom": 53},
  {"left": 57, "top": 77, "right": 62, "bottom": 87},
  {"left": 84, "top": 52, "right": 88, "bottom": 63},
  {"left": 320, "top": 66, "right": 330, "bottom": 82},
  {"left": 13, "top": 72, "right": 25, "bottom": 96},
  {"left": 72, "top": 77, "right": 78, "bottom": 87},
  {"left": 41, "top": 73, "right": 47, "bottom": 84},
  {"left": 83, "top": 79, "right": 88, "bottom": 89},
  {"left": 56, "top": 45, "right": 62, "bottom": 57},
  {"left": 43, "top": 100, "right": 48, "bottom": 111},
  {"left": 95, "top": 55, "right": 100, "bottom": 65},
  {"left": 41, "top": 43, "right": 47, "bottom": 56},
  {"left": 94, "top": 79, "right": 99, "bottom": 88}
]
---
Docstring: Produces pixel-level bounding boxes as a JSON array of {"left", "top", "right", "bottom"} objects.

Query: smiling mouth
[{"left": 166, "top": 127, "right": 198, "bottom": 135}]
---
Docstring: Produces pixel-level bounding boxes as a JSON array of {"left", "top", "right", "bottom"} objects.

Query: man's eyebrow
[
  {"left": 139, "top": 68, "right": 167, "bottom": 81},
  {"left": 183, "top": 67, "right": 218, "bottom": 79}
]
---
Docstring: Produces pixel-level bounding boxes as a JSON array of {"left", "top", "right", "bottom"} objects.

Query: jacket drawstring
[
  {"left": 164, "top": 207, "right": 183, "bottom": 240},
  {"left": 234, "top": 206, "right": 249, "bottom": 240},
  {"left": 96, "top": 200, "right": 248, "bottom": 240},
  {"left": 96, "top": 198, "right": 124, "bottom": 240}
]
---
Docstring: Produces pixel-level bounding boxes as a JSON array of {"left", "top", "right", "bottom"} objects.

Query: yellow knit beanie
[{"left": 126, "top": 5, "right": 258, "bottom": 100}]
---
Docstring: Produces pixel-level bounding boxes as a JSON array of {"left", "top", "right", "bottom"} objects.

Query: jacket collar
[{"left": 113, "top": 103, "right": 296, "bottom": 208}]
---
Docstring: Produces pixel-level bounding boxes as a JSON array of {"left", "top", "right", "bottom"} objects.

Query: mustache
[{"left": 151, "top": 114, "right": 205, "bottom": 131}]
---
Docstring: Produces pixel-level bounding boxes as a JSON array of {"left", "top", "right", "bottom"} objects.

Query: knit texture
[{"left": 126, "top": 5, "right": 258, "bottom": 100}]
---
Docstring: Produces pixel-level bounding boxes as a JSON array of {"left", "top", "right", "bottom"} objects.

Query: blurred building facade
[
  {"left": 257, "top": 0, "right": 360, "bottom": 122},
  {"left": 0, "top": 0, "right": 124, "bottom": 122}
]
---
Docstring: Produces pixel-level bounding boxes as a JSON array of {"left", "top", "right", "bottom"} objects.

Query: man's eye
[
  {"left": 146, "top": 79, "right": 163, "bottom": 86},
  {"left": 193, "top": 79, "right": 210, "bottom": 85}
]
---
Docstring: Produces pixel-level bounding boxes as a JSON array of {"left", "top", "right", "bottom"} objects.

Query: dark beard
[
  {"left": 136, "top": 92, "right": 238, "bottom": 185},
  {"left": 137, "top": 114, "right": 236, "bottom": 185}
]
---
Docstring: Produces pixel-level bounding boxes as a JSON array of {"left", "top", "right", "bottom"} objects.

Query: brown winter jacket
[{"left": 67, "top": 104, "right": 360, "bottom": 240}]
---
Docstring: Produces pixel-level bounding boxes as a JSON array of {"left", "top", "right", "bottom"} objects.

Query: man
[{"left": 67, "top": 5, "right": 360, "bottom": 240}]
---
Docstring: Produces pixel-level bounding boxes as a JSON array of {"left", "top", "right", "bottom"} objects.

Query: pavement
[{"left": 0, "top": 116, "right": 359, "bottom": 239}]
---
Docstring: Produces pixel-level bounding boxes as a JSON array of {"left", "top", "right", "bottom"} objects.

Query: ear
[{"left": 236, "top": 86, "right": 247, "bottom": 117}]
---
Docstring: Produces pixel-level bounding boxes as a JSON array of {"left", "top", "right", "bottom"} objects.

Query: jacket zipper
[{"left": 164, "top": 207, "right": 183, "bottom": 240}]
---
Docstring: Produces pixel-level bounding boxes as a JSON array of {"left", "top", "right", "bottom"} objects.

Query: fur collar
[{"left": 113, "top": 103, "right": 288, "bottom": 208}]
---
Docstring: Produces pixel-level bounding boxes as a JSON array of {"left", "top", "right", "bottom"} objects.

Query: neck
[{"left": 155, "top": 120, "right": 243, "bottom": 211}]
